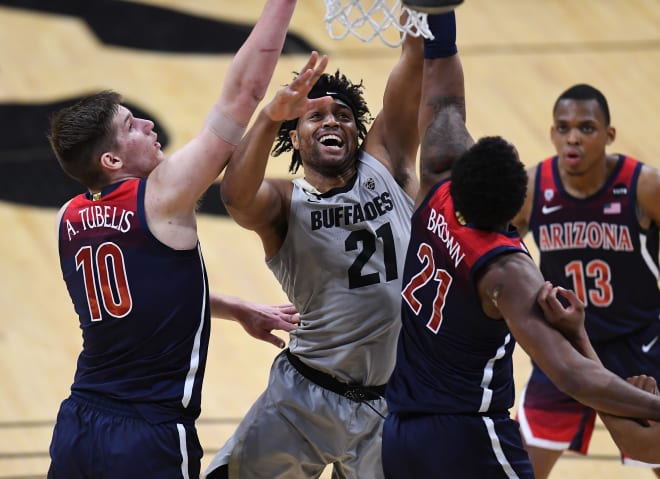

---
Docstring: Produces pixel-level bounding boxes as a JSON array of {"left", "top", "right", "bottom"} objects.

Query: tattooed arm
[{"left": 416, "top": 43, "right": 473, "bottom": 207}]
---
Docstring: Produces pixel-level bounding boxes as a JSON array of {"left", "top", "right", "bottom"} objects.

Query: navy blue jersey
[
  {"left": 529, "top": 155, "right": 660, "bottom": 344},
  {"left": 58, "top": 179, "right": 210, "bottom": 423},
  {"left": 386, "top": 180, "right": 529, "bottom": 415}
]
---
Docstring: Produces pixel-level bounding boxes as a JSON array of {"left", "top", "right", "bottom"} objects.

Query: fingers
[
  {"left": 536, "top": 281, "right": 557, "bottom": 319},
  {"left": 272, "top": 304, "right": 300, "bottom": 326},
  {"left": 627, "top": 375, "right": 659, "bottom": 395},
  {"left": 292, "top": 53, "right": 328, "bottom": 92},
  {"left": 261, "top": 332, "right": 286, "bottom": 349},
  {"left": 275, "top": 319, "right": 298, "bottom": 332},
  {"left": 301, "top": 50, "right": 319, "bottom": 72},
  {"left": 554, "top": 286, "right": 585, "bottom": 312}
]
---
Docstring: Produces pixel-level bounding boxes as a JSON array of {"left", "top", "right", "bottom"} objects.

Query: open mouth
[
  {"left": 319, "top": 134, "right": 344, "bottom": 150},
  {"left": 564, "top": 150, "right": 580, "bottom": 165}
]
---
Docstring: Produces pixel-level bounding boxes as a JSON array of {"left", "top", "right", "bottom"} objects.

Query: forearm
[
  {"left": 220, "top": 110, "right": 281, "bottom": 209},
  {"left": 419, "top": 103, "right": 472, "bottom": 185},
  {"left": 599, "top": 413, "right": 658, "bottom": 463},
  {"left": 209, "top": 291, "right": 242, "bottom": 321},
  {"left": 559, "top": 363, "right": 660, "bottom": 421},
  {"left": 376, "top": 34, "right": 423, "bottom": 163},
  {"left": 215, "top": 0, "right": 297, "bottom": 126}
]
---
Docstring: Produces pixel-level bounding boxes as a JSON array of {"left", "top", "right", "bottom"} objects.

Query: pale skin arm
[
  {"left": 146, "top": 0, "right": 298, "bottom": 248},
  {"left": 220, "top": 53, "right": 332, "bottom": 258},
  {"left": 363, "top": 33, "right": 423, "bottom": 198},
  {"left": 478, "top": 252, "right": 660, "bottom": 421},
  {"left": 209, "top": 292, "right": 299, "bottom": 349}
]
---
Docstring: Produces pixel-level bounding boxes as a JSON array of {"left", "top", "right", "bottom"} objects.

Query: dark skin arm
[
  {"left": 363, "top": 33, "right": 423, "bottom": 198},
  {"left": 478, "top": 252, "right": 660, "bottom": 421},
  {"left": 415, "top": 43, "right": 472, "bottom": 209},
  {"left": 599, "top": 375, "right": 660, "bottom": 464},
  {"left": 536, "top": 282, "right": 660, "bottom": 463},
  {"left": 220, "top": 53, "right": 331, "bottom": 259}
]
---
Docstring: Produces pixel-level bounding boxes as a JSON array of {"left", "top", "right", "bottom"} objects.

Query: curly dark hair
[
  {"left": 450, "top": 136, "right": 527, "bottom": 230},
  {"left": 271, "top": 69, "right": 373, "bottom": 174}
]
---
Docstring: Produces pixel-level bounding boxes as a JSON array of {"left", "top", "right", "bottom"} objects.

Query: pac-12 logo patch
[{"left": 544, "top": 189, "right": 554, "bottom": 202}]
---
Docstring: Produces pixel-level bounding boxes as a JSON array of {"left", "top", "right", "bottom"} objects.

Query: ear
[
  {"left": 289, "top": 130, "right": 300, "bottom": 150},
  {"left": 606, "top": 126, "right": 616, "bottom": 145},
  {"left": 99, "top": 152, "right": 123, "bottom": 171}
]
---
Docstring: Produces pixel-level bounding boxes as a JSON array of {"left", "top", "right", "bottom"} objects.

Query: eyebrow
[{"left": 121, "top": 111, "right": 133, "bottom": 128}]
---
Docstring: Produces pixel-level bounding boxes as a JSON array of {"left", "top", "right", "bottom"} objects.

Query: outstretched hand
[
  {"left": 235, "top": 302, "right": 300, "bottom": 349},
  {"left": 264, "top": 51, "right": 333, "bottom": 123},
  {"left": 210, "top": 293, "right": 300, "bottom": 349},
  {"left": 536, "top": 281, "right": 586, "bottom": 340}
]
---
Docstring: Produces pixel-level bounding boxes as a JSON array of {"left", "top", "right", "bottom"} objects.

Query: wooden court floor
[{"left": 1, "top": 0, "right": 659, "bottom": 477}]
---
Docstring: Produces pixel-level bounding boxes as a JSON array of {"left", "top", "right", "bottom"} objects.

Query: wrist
[{"left": 424, "top": 11, "right": 457, "bottom": 59}]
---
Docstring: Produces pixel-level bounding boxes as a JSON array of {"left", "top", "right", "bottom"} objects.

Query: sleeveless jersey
[
  {"left": 58, "top": 179, "right": 210, "bottom": 423},
  {"left": 386, "top": 180, "right": 529, "bottom": 415},
  {"left": 267, "top": 151, "right": 414, "bottom": 386},
  {"left": 529, "top": 155, "right": 660, "bottom": 344}
]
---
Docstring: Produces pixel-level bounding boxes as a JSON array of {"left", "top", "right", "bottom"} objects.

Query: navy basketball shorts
[
  {"left": 48, "top": 392, "right": 202, "bottom": 479},
  {"left": 382, "top": 411, "right": 533, "bottom": 479}
]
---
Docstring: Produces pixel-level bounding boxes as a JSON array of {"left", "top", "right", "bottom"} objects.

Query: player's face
[
  {"left": 550, "top": 99, "right": 615, "bottom": 177},
  {"left": 290, "top": 99, "right": 359, "bottom": 176},
  {"left": 110, "top": 105, "right": 164, "bottom": 177}
]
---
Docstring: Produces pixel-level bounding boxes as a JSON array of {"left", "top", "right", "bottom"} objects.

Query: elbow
[{"left": 220, "top": 183, "right": 239, "bottom": 210}]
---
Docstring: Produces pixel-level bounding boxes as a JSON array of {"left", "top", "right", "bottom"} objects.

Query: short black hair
[
  {"left": 272, "top": 69, "right": 373, "bottom": 174},
  {"left": 553, "top": 84, "right": 610, "bottom": 126},
  {"left": 450, "top": 136, "right": 527, "bottom": 230}
]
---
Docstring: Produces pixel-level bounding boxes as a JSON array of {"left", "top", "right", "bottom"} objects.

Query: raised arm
[
  {"left": 415, "top": 12, "right": 472, "bottom": 206},
  {"left": 149, "top": 0, "right": 298, "bottom": 219},
  {"left": 479, "top": 253, "right": 660, "bottom": 421},
  {"left": 220, "top": 53, "right": 331, "bottom": 257},
  {"left": 362, "top": 30, "right": 423, "bottom": 197}
]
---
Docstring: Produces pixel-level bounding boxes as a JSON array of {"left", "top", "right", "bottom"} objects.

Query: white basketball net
[{"left": 324, "top": 0, "right": 434, "bottom": 47}]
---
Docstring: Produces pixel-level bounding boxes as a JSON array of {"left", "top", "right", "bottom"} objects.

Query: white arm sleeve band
[{"left": 205, "top": 108, "right": 247, "bottom": 146}]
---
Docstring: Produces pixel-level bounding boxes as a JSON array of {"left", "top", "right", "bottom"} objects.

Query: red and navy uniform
[
  {"left": 384, "top": 180, "right": 533, "bottom": 478},
  {"left": 49, "top": 178, "right": 210, "bottom": 479},
  {"left": 519, "top": 155, "right": 660, "bottom": 456}
]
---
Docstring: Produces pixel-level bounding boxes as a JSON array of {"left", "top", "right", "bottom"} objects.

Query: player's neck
[
  {"left": 302, "top": 164, "right": 357, "bottom": 194},
  {"left": 559, "top": 154, "right": 617, "bottom": 198}
]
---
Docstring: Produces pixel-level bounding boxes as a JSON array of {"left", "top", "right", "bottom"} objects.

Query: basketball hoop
[{"left": 324, "top": 0, "right": 434, "bottom": 48}]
